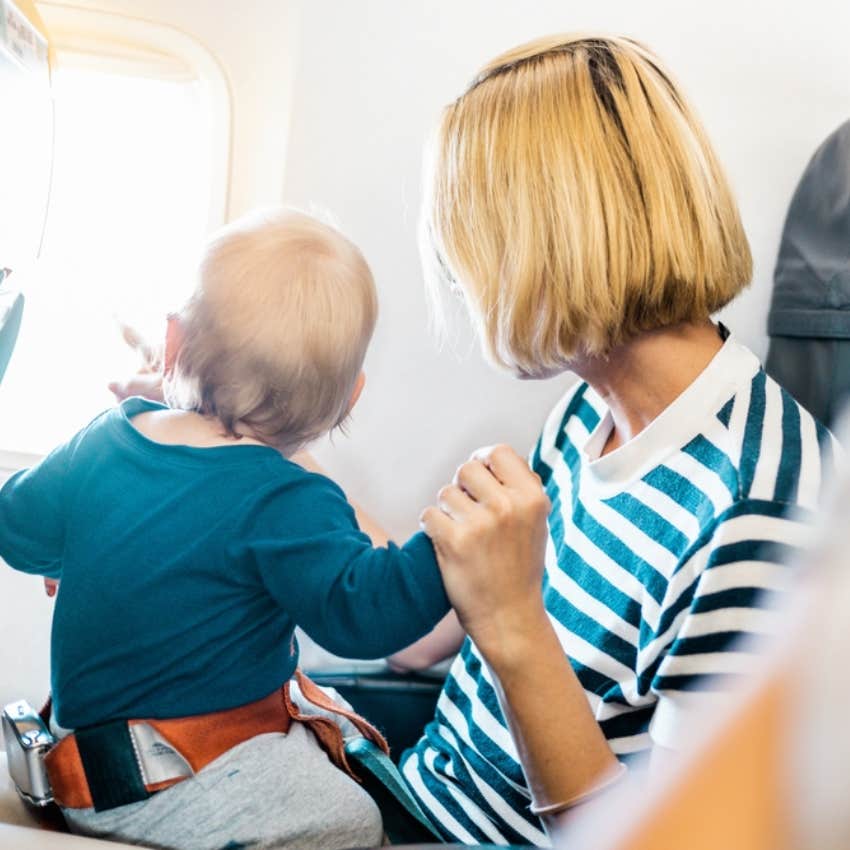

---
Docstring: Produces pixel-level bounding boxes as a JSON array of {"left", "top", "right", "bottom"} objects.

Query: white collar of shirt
[{"left": 580, "top": 334, "right": 762, "bottom": 494}]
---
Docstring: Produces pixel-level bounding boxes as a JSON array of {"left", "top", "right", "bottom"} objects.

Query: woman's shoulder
[{"left": 726, "top": 367, "right": 840, "bottom": 512}]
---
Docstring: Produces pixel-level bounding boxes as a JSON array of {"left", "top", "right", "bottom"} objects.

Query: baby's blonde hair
[
  {"left": 165, "top": 208, "right": 377, "bottom": 454},
  {"left": 421, "top": 34, "right": 752, "bottom": 377}
]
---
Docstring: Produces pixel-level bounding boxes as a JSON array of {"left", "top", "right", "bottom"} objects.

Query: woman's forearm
[
  {"left": 351, "top": 503, "right": 391, "bottom": 547},
  {"left": 387, "top": 610, "right": 465, "bottom": 671},
  {"left": 482, "top": 604, "right": 620, "bottom": 828},
  {"left": 420, "top": 445, "right": 621, "bottom": 832}
]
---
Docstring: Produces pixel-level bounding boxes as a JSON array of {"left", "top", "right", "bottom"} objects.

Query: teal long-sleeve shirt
[{"left": 0, "top": 398, "right": 449, "bottom": 728}]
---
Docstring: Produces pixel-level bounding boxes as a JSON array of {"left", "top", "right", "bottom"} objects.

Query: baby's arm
[
  {"left": 290, "top": 451, "right": 464, "bottom": 667},
  {"left": 387, "top": 610, "right": 465, "bottom": 672},
  {"left": 0, "top": 443, "right": 70, "bottom": 578},
  {"left": 247, "top": 475, "right": 450, "bottom": 659}
]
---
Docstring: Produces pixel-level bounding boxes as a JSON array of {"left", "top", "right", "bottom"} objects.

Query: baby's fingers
[{"left": 118, "top": 321, "right": 162, "bottom": 369}]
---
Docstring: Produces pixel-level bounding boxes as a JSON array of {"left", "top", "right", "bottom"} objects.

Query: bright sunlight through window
[{"left": 0, "top": 61, "right": 217, "bottom": 455}]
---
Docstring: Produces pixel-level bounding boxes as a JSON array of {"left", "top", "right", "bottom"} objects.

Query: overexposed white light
[{"left": 0, "top": 63, "right": 212, "bottom": 454}]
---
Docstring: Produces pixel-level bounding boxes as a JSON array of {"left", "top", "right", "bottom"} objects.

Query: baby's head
[{"left": 164, "top": 208, "right": 377, "bottom": 455}]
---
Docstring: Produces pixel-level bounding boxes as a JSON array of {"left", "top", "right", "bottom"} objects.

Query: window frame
[
  {"left": 0, "top": 5, "right": 232, "bottom": 474},
  {"left": 37, "top": 3, "right": 232, "bottom": 234}
]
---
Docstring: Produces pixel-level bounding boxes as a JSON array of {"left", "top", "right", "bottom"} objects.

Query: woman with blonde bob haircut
[
  {"left": 422, "top": 34, "right": 750, "bottom": 374},
  {"left": 394, "top": 33, "right": 838, "bottom": 845}
]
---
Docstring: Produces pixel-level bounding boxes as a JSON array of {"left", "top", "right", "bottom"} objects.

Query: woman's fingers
[
  {"left": 419, "top": 504, "right": 454, "bottom": 540},
  {"left": 437, "top": 484, "right": 478, "bottom": 520},
  {"left": 441, "top": 447, "right": 549, "bottom": 519},
  {"left": 473, "top": 444, "right": 538, "bottom": 490},
  {"left": 419, "top": 444, "right": 552, "bottom": 661},
  {"left": 466, "top": 446, "right": 548, "bottom": 515},
  {"left": 454, "top": 460, "right": 497, "bottom": 503}
]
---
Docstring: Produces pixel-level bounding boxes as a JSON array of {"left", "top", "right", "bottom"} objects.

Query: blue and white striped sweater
[{"left": 401, "top": 338, "right": 838, "bottom": 845}]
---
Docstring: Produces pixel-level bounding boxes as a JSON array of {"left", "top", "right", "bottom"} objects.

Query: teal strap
[
  {"left": 345, "top": 737, "right": 443, "bottom": 844},
  {"left": 75, "top": 720, "right": 150, "bottom": 812}
]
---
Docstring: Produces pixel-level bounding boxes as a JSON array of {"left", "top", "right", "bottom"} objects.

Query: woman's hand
[
  {"left": 419, "top": 444, "right": 551, "bottom": 666},
  {"left": 421, "top": 445, "right": 618, "bottom": 818}
]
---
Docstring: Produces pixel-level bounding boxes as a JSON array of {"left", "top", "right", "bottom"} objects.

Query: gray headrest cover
[{"left": 769, "top": 119, "right": 850, "bottom": 339}]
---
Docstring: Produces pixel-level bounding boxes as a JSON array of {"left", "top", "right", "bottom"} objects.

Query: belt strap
[
  {"left": 45, "top": 671, "right": 389, "bottom": 812},
  {"left": 286, "top": 670, "right": 389, "bottom": 779},
  {"left": 75, "top": 720, "right": 151, "bottom": 812}
]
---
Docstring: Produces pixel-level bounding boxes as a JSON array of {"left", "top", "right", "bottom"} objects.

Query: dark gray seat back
[{"left": 766, "top": 119, "right": 850, "bottom": 427}]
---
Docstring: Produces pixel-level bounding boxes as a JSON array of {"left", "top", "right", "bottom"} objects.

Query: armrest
[{"left": 306, "top": 668, "right": 446, "bottom": 758}]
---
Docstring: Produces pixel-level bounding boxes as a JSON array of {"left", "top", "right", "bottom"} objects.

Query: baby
[{"left": 0, "top": 209, "right": 449, "bottom": 849}]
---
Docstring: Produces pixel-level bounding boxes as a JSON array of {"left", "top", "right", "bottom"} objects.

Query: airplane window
[{"left": 0, "top": 55, "right": 224, "bottom": 457}]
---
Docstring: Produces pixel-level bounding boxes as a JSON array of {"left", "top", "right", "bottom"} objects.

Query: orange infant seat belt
[
  {"left": 286, "top": 670, "right": 389, "bottom": 780},
  {"left": 44, "top": 670, "right": 389, "bottom": 812}
]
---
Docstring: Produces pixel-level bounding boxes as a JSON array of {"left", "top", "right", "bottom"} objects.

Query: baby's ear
[
  {"left": 347, "top": 371, "right": 366, "bottom": 414},
  {"left": 163, "top": 313, "right": 185, "bottom": 376}
]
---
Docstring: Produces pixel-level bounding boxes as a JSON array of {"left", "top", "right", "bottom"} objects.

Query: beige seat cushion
[
  {"left": 0, "top": 751, "right": 38, "bottom": 829},
  {"left": 0, "top": 823, "right": 138, "bottom": 848},
  {"left": 0, "top": 752, "right": 131, "bottom": 848}
]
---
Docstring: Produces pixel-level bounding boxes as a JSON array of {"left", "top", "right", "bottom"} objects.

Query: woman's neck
[{"left": 572, "top": 321, "right": 724, "bottom": 456}]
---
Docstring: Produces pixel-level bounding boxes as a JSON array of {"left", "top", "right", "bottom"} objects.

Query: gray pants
[{"left": 62, "top": 724, "right": 383, "bottom": 850}]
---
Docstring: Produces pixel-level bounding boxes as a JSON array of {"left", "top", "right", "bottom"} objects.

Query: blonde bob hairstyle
[
  {"left": 165, "top": 208, "right": 377, "bottom": 455},
  {"left": 421, "top": 34, "right": 752, "bottom": 377}
]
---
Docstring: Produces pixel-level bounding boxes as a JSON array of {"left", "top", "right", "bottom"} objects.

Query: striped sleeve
[{"left": 648, "top": 498, "right": 813, "bottom": 749}]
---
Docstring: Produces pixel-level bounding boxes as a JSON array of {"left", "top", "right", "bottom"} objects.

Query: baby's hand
[
  {"left": 44, "top": 578, "right": 58, "bottom": 598},
  {"left": 108, "top": 321, "right": 165, "bottom": 402},
  {"left": 108, "top": 370, "right": 164, "bottom": 403},
  {"left": 419, "top": 444, "right": 551, "bottom": 664}
]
